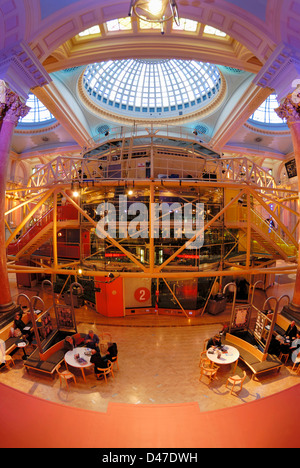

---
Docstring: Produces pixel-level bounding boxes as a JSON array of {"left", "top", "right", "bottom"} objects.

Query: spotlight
[{"left": 73, "top": 191, "right": 79, "bottom": 197}]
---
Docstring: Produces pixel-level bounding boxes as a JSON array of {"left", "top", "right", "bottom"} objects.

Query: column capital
[
  {"left": 0, "top": 80, "right": 30, "bottom": 125},
  {"left": 274, "top": 85, "right": 300, "bottom": 126}
]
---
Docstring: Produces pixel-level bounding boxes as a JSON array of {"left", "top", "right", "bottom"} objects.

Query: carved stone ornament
[
  {"left": 275, "top": 87, "right": 300, "bottom": 125},
  {"left": 0, "top": 80, "right": 30, "bottom": 124},
  {"left": 0, "top": 80, "right": 6, "bottom": 104}
]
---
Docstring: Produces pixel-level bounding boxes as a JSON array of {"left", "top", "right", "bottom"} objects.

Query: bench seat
[
  {"left": 223, "top": 337, "right": 282, "bottom": 380},
  {"left": 24, "top": 332, "right": 85, "bottom": 376}
]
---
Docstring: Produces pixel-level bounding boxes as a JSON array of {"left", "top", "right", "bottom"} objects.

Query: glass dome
[
  {"left": 82, "top": 59, "right": 222, "bottom": 118},
  {"left": 18, "top": 93, "right": 55, "bottom": 125},
  {"left": 249, "top": 94, "right": 286, "bottom": 125}
]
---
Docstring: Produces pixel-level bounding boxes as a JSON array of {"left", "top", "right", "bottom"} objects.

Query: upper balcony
[{"left": 28, "top": 127, "right": 275, "bottom": 190}]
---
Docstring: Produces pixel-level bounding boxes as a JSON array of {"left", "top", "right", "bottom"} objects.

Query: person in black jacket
[
  {"left": 105, "top": 342, "right": 118, "bottom": 363},
  {"left": 90, "top": 349, "right": 108, "bottom": 379},
  {"left": 206, "top": 334, "right": 222, "bottom": 350},
  {"left": 284, "top": 321, "right": 298, "bottom": 341},
  {"left": 14, "top": 312, "right": 33, "bottom": 343},
  {"left": 64, "top": 335, "right": 75, "bottom": 351}
]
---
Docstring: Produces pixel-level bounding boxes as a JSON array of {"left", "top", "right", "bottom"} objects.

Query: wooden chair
[
  {"left": 292, "top": 351, "right": 300, "bottom": 371},
  {"left": 199, "top": 363, "right": 219, "bottom": 383},
  {"left": 198, "top": 351, "right": 208, "bottom": 367},
  {"left": 101, "top": 332, "right": 112, "bottom": 342},
  {"left": 226, "top": 371, "right": 247, "bottom": 395},
  {"left": 3, "top": 355, "right": 15, "bottom": 370},
  {"left": 95, "top": 361, "right": 114, "bottom": 383},
  {"left": 111, "top": 355, "right": 119, "bottom": 370},
  {"left": 56, "top": 365, "right": 76, "bottom": 389},
  {"left": 279, "top": 352, "right": 289, "bottom": 364},
  {"left": 202, "top": 339, "right": 209, "bottom": 351}
]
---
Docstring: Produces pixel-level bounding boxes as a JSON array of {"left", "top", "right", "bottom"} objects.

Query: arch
[{"left": 23, "top": 0, "right": 280, "bottom": 66}]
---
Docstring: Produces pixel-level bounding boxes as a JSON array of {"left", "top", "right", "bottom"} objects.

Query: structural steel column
[{"left": 0, "top": 81, "right": 29, "bottom": 321}]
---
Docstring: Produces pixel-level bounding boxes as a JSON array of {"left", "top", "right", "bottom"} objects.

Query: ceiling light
[
  {"left": 148, "top": 0, "right": 163, "bottom": 15},
  {"left": 129, "top": 0, "right": 180, "bottom": 34},
  {"left": 73, "top": 191, "right": 79, "bottom": 197}
]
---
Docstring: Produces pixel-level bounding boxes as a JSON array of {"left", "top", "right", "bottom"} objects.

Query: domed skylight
[
  {"left": 82, "top": 59, "right": 222, "bottom": 118},
  {"left": 18, "top": 93, "right": 55, "bottom": 125},
  {"left": 249, "top": 94, "right": 285, "bottom": 125}
]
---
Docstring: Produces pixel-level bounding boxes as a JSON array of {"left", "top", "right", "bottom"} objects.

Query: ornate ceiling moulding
[
  {"left": 14, "top": 121, "right": 60, "bottom": 135},
  {"left": 0, "top": 42, "right": 51, "bottom": 101},
  {"left": 244, "top": 121, "right": 290, "bottom": 136},
  {"left": 77, "top": 67, "right": 227, "bottom": 125}
]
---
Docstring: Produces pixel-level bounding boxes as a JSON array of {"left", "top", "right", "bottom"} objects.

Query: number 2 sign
[{"left": 134, "top": 287, "right": 151, "bottom": 303}]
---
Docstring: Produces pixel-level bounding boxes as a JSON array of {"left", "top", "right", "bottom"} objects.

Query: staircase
[
  {"left": 7, "top": 205, "right": 79, "bottom": 259},
  {"left": 226, "top": 207, "right": 297, "bottom": 262}
]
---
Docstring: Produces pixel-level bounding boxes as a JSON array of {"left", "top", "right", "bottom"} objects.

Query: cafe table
[
  {"left": 16, "top": 339, "right": 29, "bottom": 360},
  {"left": 206, "top": 344, "right": 240, "bottom": 372},
  {"left": 64, "top": 347, "right": 93, "bottom": 382}
]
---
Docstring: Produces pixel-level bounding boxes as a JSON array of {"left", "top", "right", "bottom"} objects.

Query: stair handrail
[
  {"left": 8, "top": 207, "right": 54, "bottom": 253},
  {"left": 250, "top": 208, "right": 297, "bottom": 255},
  {"left": 8, "top": 204, "right": 79, "bottom": 254}
]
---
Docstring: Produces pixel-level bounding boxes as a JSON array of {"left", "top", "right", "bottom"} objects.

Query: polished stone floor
[{"left": 1, "top": 272, "right": 299, "bottom": 415}]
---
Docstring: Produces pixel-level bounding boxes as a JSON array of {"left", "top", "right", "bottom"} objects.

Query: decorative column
[
  {"left": 0, "top": 41, "right": 51, "bottom": 327},
  {"left": 0, "top": 81, "right": 29, "bottom": 324},
  {"left": 275, "top": 85, "right": 300, "bottom": 323}
]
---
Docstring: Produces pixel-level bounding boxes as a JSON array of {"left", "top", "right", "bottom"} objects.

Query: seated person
[
  {"left": 13, "top": 312, "right": 33, "bottom": 343},
  {"left": 90, "top": 349, "right": 108, "bottom": 379},
  {"left": 284, "top": 321, "right": 298, "bottom": 341},
  {"left": 84, "top": 330, "right": 100, "bottom": 350},
  {"left": 206, "top": 334, "right": 222, "bottom": 350},
  {"left": 290, "top": 333, "right": 300, "bottom": 359},
  {"left": 105, "top": 342, "right": 118, "bottom": 363},
  {"left": 279, "top": 340, "right": 290, "bottom": 356},
  {"left": 64, "top": 335, "right": 75, "bottom": 351}
]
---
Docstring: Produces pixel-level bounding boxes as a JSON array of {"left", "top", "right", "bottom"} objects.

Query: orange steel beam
[
  {"left": 5, "top": 188, "right": 55, "bottom": 247},
  {"left": 6, "top": 265, "right": 297, "bottom": 277},
  {"left": 157, "top": 188, "right": 246, "bottom": 272},
  {"left": 61, "top": 190, "right": 147, "bottom": 272}
]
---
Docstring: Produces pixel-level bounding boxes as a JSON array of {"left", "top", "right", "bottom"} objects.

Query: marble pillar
[
  {"left": 0, "top": 81, "right": 29, "bottom": 324},
  {"left": 275, "top": 86, "right": 300, "bottom": 324}
]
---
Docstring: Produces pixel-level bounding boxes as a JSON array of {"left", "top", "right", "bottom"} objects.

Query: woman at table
[
  {"left": 90, "top": 349, "right": 108, "bottom": 379},
  {"left": 84, "top": 330, "right": 100, "bottom": 350},
  {"left": 206, "top": 334, "right": 222, "bottom": 350},
  {"left": 64, "top": 335, "right": 75, "bottom": 351},
  {"left": 105, "top": 342, "right": 118, "bottom": 363},
  {"left": 290, "top": 333, "right": 300, "bottom": 361}
]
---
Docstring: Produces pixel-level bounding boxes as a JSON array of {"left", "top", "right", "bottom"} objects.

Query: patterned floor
[{"left": 1, "top": 273, "right": 299, "bottom": 415}]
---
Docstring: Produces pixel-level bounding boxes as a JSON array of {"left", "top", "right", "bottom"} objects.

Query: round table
[
  {"left": 206, "top": 344, "right": 239, "bottom": 372},
  {"left": 64, "top": 347, "right": 93, "bottom": 382},
  {"left": 17, "top": 339, "right": 29, "bottom": 360}
]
